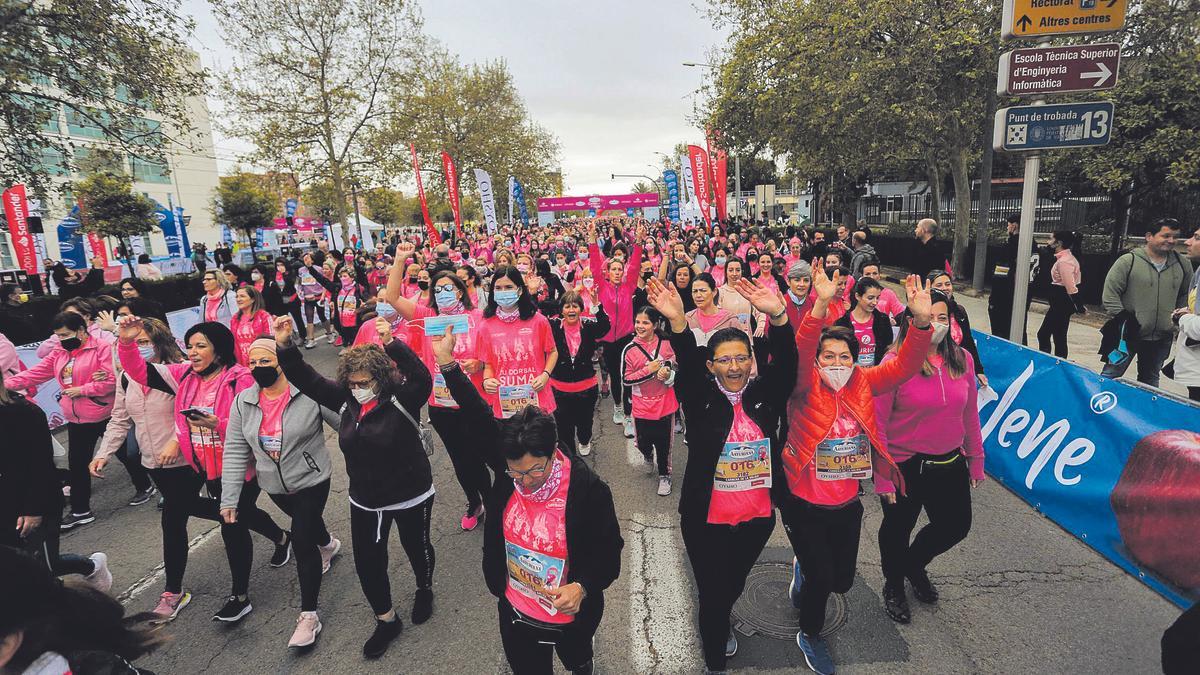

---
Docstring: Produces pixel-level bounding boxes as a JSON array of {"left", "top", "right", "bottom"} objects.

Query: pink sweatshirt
[
  {"left": 873, "top": 350, "right": 985, "bottom": 494},
  {"left": 622, "top": 335, "right": 678, "bottom": 420},
  {"left": 588, "top": 243, "right": 643, "bottom": 342},
  {"left": 7, "top": 337, "right": 115, "bottom": 423},
  {"left": 1050, "top": 249, "right": 1082, "bottom": 295}
]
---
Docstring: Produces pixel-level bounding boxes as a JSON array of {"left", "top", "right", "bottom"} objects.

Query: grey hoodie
[
  {"left": 220, "top": 382, "right": 334, "bottom": 509},
  {"left": 850, "top": 243, "right": 878, "bottom": 278}
]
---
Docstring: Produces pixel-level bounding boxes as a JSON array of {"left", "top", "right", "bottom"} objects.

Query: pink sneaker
[
  {"left": 319, "top": 536, "right": 342, "bottom": 574},
  {"left": 151, "top": 590, "right": 192, "bottom": 622},
  {"left": 84, "top": 552, "right": 112, "bottom": 593},
  {"left": 288, "top": 611, "right": 322, "bottom": 648},
  {"left": 460, "top": 504, "right": 485, "bottom": 531}
]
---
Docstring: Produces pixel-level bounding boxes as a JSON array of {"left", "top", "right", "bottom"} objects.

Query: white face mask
[
  {"left": 931, "top": 321, "right": 950, "bottom": 344},
  {"left": 351, "top": 386, "right": 378, "bottom": 405},
  {"left": 818, "top": 364, "right": 853, "bottom": 392}
]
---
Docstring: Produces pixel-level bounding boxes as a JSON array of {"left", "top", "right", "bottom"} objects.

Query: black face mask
[
  {"left": 251, "top": 366, "right": 280, "bottom": 388},
  {"left": 417, "top": 280, "right": 430, "bottom": 291},
  {"left": 60, "top": 336, "right": 82, "bottom": 351},
  {"left": 408, "top": 276, "right": 418, "bottom": 283}
]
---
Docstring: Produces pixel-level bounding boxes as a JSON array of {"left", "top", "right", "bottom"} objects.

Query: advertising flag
[
  {"left": 442, "top": 151, "right": 463, "bottom": 239},
  {"left": 511, "top": 177, "right": 530, "bottom": 226},
  {"left": 687, "top": 145, "right": 714, "bottom": 228},
  {"left": 3, "top": 184, "right": 39, "bottom": 275},
  {"left": 285, "top": 198, "right": 298, "bottom": 219},
  {"left": 411, "top": 143, "right": 441, "bottom": 245},
  {"left": 56, "top": 207, "right": 85, "bottom": 269},
  {"left": 154, "top": 203, "right": 187, "bottom": 259},
  {"left": 708, "top": 129, "right": 729, "bottom": 221},
  {"left": 662, "top": 170, "right": 681, "bottom": 223},
  {"left": 508, "top": 176, "right": 515, "bottom": 225},
  {"left": 85, "top": 232, "right": 108, "bottom": 268},
  {"left": 474, "top": 169, "right": 499, "bottom": 234}
]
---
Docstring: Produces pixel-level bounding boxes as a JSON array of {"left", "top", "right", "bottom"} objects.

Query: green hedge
[{"left": 16, "top": 274, "right": 203, "bottom": 344}]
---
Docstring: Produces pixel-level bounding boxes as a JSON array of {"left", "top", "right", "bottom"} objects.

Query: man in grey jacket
[
  {"left": 1101, "top": 218, "right": 1193, "bottom": 387},
  {"left": 848, "top": 230, "right": 877, "bottom": 279}
]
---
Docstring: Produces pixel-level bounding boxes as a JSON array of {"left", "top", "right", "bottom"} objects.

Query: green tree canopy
[
  {"left": 74, "top": 172, "right": 157, "bottom": 275},
  {"left": 213, "top": 172, "right": 277, "bottom": 259}
]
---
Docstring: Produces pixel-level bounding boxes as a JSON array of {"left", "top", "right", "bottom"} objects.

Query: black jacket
[
  {"left": 0, "top": 395, "right": 60, "bottom": 526},
  {"left": 912, "top": 238, "right": 948, "bottom": 279},
  {"left": 952, "top": 301, "right": 986, "bottom": 377},
  {"left": 548, "top": 307, "right": 610, "bottom": 384},
  {"left": 1099, "top": 310, "right": 1142, "bottom": 358},
  {"left": 278, "top": 340, "right": 433, "bottom": 508},
  {"left": 835, "top": 308, "right": 894, "bottom": 367},
  {"left": 669, "top": 320, "right": 798, "bottom": 523},
  {"left": 438, "top": 361, "right": 624, "bottom": 604},
  {"left": 305, "top": 264, "right": 364, "bottom": 328}
]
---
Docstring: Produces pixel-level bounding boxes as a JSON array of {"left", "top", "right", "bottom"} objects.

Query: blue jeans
[{"left": 1101, "top": 335, "right": 1173, "bottom": 388}]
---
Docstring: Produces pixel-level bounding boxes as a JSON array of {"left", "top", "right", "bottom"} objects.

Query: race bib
[
  {"left": 815, "top": 433, "right": 872, "bottom": 481},
  {"left": 504, "top": 541, "right": 566, "bottom": 616},
  {"left": 60, "top": 358, "right": 75, "bottom": 386},
  {"left": 259, "top": 434, "right": 282, "bottom": 461},
  {"left": 714, "top": 437, "right": 772, "bottom": 492},
  {"left": 188, "top": 406, "right": 219, "bottom": 458},
  {"left": 432, "top": 373, "right": 457, "bottom": 408},
  {"left": 499, "top": 384, "right": 536, "bottom": 419}
]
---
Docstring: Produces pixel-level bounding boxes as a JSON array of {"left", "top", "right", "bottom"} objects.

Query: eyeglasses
[
  {"left": 505, "top": 460, "right": 550, "bottom": 480},
  {"left": 712, "top": 355, "right": 752, "bottom": 366},
  {"left": 347, "top": 379, "right": 375, "bottom": 390}
]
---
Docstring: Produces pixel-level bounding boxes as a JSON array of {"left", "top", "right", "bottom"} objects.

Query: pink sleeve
[
  {"left": 4, "top": 350, "right": 58, "bottom": 391},
  {"left": 620, "top": 245, "right": 644, "bottom": 293},
  {"left": 1062, "top": 259, "right": 1080, "bottom": 295},
  {"left": 79, "top": 344, "right": 117, "bottom": 397},
  {"left": 36, "top": 335, "right": 58, "bottom": 359},
  {"left": 0, "top": 336, "right": 20, "bottom": 375}
]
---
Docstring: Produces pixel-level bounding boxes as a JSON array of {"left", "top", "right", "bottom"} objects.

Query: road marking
[
  {"left": 627, "top": 512, "right": 700, "bottom": 673},
  {"left": 116, "top": 525, "right": 222, "bottom": 606}
]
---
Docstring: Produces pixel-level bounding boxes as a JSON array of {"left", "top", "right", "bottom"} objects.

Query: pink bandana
[{"left": 514, "top": 452, "right": 564, "bottom": 503}]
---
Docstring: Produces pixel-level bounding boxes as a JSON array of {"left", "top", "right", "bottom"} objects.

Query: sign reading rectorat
[{"left": 998, "top": 43, "right": 1120, "bottom": 96}]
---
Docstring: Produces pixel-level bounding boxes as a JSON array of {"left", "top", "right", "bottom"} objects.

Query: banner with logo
[
  {"left": 973, "top": 332, "right": 1200, "bottom": 608},
  {"left": 286, "top": 198, "right": 298, "bottom": 219},
  {"left": 687, "top": 145, "right": 714, "bottom": 229},
  {"left": 662, "top": 170, "right": 681, "bottom": 223},
  {"left": 706, "top": 130, "right": 729, "bottom": 222},
  {"left": 474, "top": 169, "right": 499, "bottom": 234},
  {"left": 679, "top": 155, "right": 694, "bottom": 208},
  {"left": 3, "top": 184, "right": 40, "bottom": 275},
  {"left": 511, "top": 177, "right": 530, "bottom": 227},
  {"left": 410, "top": 143, "right": 441, "bottom": 245},
  {"left": 56, "top": 207, "right": 85, "bottom": 269},
  {"left": 85, "top": 232, "right": 108, "bottom": 267},
  {"left": 441, "top": 152, "right": 463, "bottom": 240},
  {"left": 153, "top": 203, "right": 188, "bottom": 259}
]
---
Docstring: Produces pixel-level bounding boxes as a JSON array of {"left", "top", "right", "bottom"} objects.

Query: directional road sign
[
  {"left": 993, "top": 101, "right": 1115, "bottom": 152},
  {"left": 998, "top": 43, "right": 1120, "bottom": 96},
  {"left": 1002, "top": 0, "right": 1129, "bottom": 40}
]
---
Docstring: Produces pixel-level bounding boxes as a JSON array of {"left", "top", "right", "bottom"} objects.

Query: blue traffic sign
[{"left": 993, "top": 101, "right": 1114, "bottom": 152}]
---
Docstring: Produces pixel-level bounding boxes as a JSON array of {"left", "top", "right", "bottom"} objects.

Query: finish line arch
[{"left": 536, "top": 193, "right": 660, "bottom": 225}]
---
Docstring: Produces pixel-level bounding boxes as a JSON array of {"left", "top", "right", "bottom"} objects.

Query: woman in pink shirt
[
  {"left": 230, "top": 286, "right": 273, "bottom": 367},
  {"left": 860, "top": 263, "right": 906, "bottom": 320},
  {"left": 686, "top": 274, "right": 750, "bottom": 346},
  {"left": 622, "top": 306, "right": 679, "bottom": 497},
  {"left": 587, "top": 221, "right": 644, "bottom": 435},
  {"left": 479, "top": 267, "right": 559, "bottom": 421},
  {"left": 1036, "top": 230, "right": 1085, "bottom": 358},
  {"left": 873, "top": 289, "right": 985, "bottom": 624}
]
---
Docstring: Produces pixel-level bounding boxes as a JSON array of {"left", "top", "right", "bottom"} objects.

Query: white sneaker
[
  {"left": 85, "top": 552, "right": 112, "bottom": 593},
  {"left": 657, "top": 476, "right": 672, "bottom": 496},
  {"left": 578, "top": 442, "right": 592, "bottom": 457},
  {"left": 326, "top": 332, "right": 336, "bottom": 344},
  {"left": 304, "top": 339, "right": 316, "bottom": 349},
  {"left": 288, "top": 611, "right": 322, "bottom": 648},
  {"left": 674, "top": 418, "right": 684, "bottom": 434},
  {"left": 319, "top": 537, "right": 342, "bottom": 574},
  {"left": 612, "top": 407, "right": 625, "bottom": 425},
  {"left": 623, "top": 418, "right": 634, "bottom": 438}
]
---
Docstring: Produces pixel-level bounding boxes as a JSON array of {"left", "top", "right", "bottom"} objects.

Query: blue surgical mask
[
  {"left": 138, "top": 344, "right": 156, "bottom": 360},
  {"left": 494, "top": 289, "right": 520, "bottom": 308},
  {"left": 434, "top": 287, "right": 459, "bottom": 309},
  {"left": 376, "top": 302, "right": 396, "bottom": 318},
  {"left": 577, "top": 251, "right": 589, "bottom": 261}
]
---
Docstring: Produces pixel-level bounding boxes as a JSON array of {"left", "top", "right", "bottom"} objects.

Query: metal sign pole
[{"left": 1009, "top": 151, "right": 1040, "bottom": 343}]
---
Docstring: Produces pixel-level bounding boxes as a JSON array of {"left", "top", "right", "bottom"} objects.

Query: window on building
[
  {"left": 120, "top": 117, "right": 162, "bottom": 146},
  {"left": 74, "top": 146, "right": 126, "bottom": 175},
  {"left": 130, "top": 155, "right": 171, "bottom": 184},
  {"left": 13, "top": 95, "right": 60, "bottom": 134},
  {"left": 39, "top": 147, "right": 70, "bottom": 176},
  {"left": 65, "top": 106, "right": 111, "bottom": 139}
]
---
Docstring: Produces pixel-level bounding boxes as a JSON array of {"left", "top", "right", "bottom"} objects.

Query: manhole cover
[{"left": 731, "top": 562, "right": 848, "bottom": 640}]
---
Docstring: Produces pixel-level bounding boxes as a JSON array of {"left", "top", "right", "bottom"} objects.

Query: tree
[
  {"left": 364, "top": 187, "right": 405, "bottom": 227},
  {"left": 212, "top": 172, "right": 277, "bottom": 262},
  {"left": 1, "top": 0, "right": 206, "bottom": 196},
  {"left": 630, "top": 180, "right": 655, "bottom": 195},
  {"left": 368, "top": 49, "right": 560, "bottom": 219},
  {"left": 211, "top": 0, "right": 425, "bottom": 243},
  {"left": 74, "top": 172, "right": 157, "bottom": 277}
]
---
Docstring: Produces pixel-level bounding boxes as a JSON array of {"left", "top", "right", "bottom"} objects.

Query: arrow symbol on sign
[
  {"left": 1081, "top": 62, "right": 1113, "bottom": 87},
  {"left": 1017, "top": 14, "right": 1032, "bottom": 31}
]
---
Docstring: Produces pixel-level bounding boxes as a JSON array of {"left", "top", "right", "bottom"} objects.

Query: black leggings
[
  {"left": 780, "top": 498, "right": 864, "bottom": 636},
  {"left": 282, "top": 300, "right": 308, "bottom": 340},
  {"left": 600, "top": 335, "right": 633, "bottom": 416},
  {"left": 205, "top": 477, "right": 285, "bottom": 596},
  {"left": 268, "top": 480, "right": 332, "bottom": 612},
  {"left": 552, "top": 385, "right": 598, "bottom": 454},
  {"left": 1037, "top": 286, "right": 1075, "bottom": 358},
  {"left": 6, "top": 506, "right": 94, "bottom": 577},
  {"left": 117, "top": 433, "right": 152, "bottom": 494},
  {"left": 681, "top": 515, "right": 774, "bottom": 671},
  {"left": 350, "top": 494, "right": 435, "bottom": 616},
  {"left": 66, "top": 419, "right": 109, "bottom": 513},
  {"left": 498, "top": 596, "right": 603, "bottom": 675},
  {"left": 150, "top": 466, "right": 221, "bottom": 594},
  {"left": 429, "top": 406, "right": 492, "bottom": 513},
  {"left": 303, "top": 299, "right": 328, "bottom": 326},
  {"left": 1188, "top": 387, "right": 1200, "bottom": 402},
  {"left": 878, "top": 452, "right": 972, "bottom": 587},
  {"left": 635, "top": 415, "right": 673, "bottom": 476}
]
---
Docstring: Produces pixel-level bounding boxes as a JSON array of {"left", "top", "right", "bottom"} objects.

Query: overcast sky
[{"left": 180, "top": 0, "right": 726, "bottom": 195}]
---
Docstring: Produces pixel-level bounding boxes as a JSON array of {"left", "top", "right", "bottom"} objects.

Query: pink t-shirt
[
  {"left": 408, "top": 305, "right": 485, "bottom": 408},
  {"left": 707, "top": 402, "right": 772, "bottom": 525},
  {"left": 257, "top": 389, "right": 290, "bottom": 461},
  {"left": 503, "top": 450, "right": 573, "bottom": 624},
  {"left": 876, "top": 288, "right": 905, "bottom": 318},
  {"left": 788, "top": 409, "right": 863, "bottom": 507},
  {"left": 479, "top": 313, "right": 557, "bottom": 417},
  {"left": 336, "top": 287, "right": 358, "bottom": 326},
  {"left": 693, "top": 308, "right": 730, "bottom": 333},
  {"left": 562, "top": 321, "right": 582, "bottom": 358},
  {"left": 623, "top": 336, "right": 679, "bottom": 420},
  {"left": 851, "top": 314, "right": 877, "bottom": 366},
  {"left": 187, "top": 375, "right": 222, "bottom": 476},
  {"left": 204, "top": 293, "right": 223, "bottom": 322},
  {"left": 232, "top": 310, "right": 272, "bottom": 366}
]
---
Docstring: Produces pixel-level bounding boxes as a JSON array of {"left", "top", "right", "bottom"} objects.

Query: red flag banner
[
  {"left": 411, "top": 143, "right": 441, "bottom": 246},
  {"left": 86, "top": 232, "right": 108, "bottom": 268},
  {"left": 706, "top": 129, "right": 729, "bottom": 221},
  {"left": 3, "top": 184, "right": 39, "bottom": 275},
  {"left": 687, "top": 144, "right": 713, "bottom": 229},
  {"left": 441, "top": 151, "right": 463, "bottom": 240}
]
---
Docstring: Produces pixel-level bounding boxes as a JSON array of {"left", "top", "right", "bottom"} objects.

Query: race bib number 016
[
  {"left": 815, "top": 433, "right": 872, "bottom": 481},
  {"left": 499, "top": 384, "right": 536, "bottom": 419},
  {"left": 505, "top": 542, "right": 566, "bottom": 615},
  {"left": 714, "top": 437, "right": 772, "bottom": 492}
]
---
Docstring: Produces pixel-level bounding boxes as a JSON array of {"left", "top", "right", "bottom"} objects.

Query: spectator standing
[
  {"left": 1036, "top": 231, "right": 1085, "bottom": 358},
  {"left": 848, "top": 231, "right": 877, "bottom": 279},
  {"left": 1169, "top": 226, "right": 1200, "bottom": 401},
  {"left": 911, "top": 218, "right": 948, "bottom": 279}
]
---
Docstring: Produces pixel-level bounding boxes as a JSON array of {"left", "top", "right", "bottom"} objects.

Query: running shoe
[
  {"left": 578, "top": 441, "right": 592, "bottom": 457},
  {"left": 60, "top": 511, "right": 95, "bottom": 531},
  {"left": 657, "top": 476, "right": 672, "bottom": 496},
  {"left": 612, "top": 406, "right": 625, "bottom": 425},
  {"left": 151, "top": 591, "right": 191, "bottom": 622},
  {"left": 907, "top": 569, "right": 939, "bottom": 604},
  {"left": 62, "top": 484, "right": 71, "bottom": 497},
  {"left": 460, "top": 504, "right": 485, "bottom": 531},
  {"left": 363, "top": 616, "right": 403, "bottom": 658},
  {"left": 797, "top": 631, "right": 835, "bottom": 675},
  {"left": 84, "top": 552, "right": 112, "bottom": 593},
  {"left": 129, "top": 486, "right": 157, "bottom": 506},
  {"left": 212, "top": 595, "right": 253, "bottom": 623},
  {"left": 674, "top": 417, "right": 684, "bottom": 434},
  {"left": 326, "top": 332, "right": 336, "bottom": 345},
  {"left": 319, "top": 536, "right": 342, "bottom": 574},
  {"left": 725, "top": 628, "right": 738, "bottom": 657},
  {"left": 334, "top": 336, "right": 343, "bottom": 347},
  {"left": 156, "top": 495, "right": 165, "bottom": 510},
  {"left": 411, "top": 588, "right": 433, "bottom": 624},
  {"left": 269, "top": 531, "right": 292, "bottom": 568},
  {"left": 883, "top": 582, "right": 911, "bottom": 624},
  {"left": 288, "top": 611, "right": 322, "bottom": 648},
  {"left": 305, "top": 339, "right": 316, "bottom": 349},
  {"left": 789, "top": 557, "right": 804, "bottom": 609},
  {"left": 623, "top": 418, "right": 634, "bottom": 438}
]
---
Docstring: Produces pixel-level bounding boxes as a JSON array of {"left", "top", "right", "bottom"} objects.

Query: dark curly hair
[
  {"left": 498, "top": 406, "right": 558, "bottom": 460},
  {"left": 336, "top": 344, "right": 401, "bottom": 393}
]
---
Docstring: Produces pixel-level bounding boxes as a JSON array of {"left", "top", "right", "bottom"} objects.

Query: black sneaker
[
  {"left": 129, "top": 486, "right": 157, "bottom": 506},
  {"left": 270, "top": 532, "right": 292, "bottom": 568},
  {"left": 570, "top": 658, "right": 595, "bottom": 675},
  {"left": 60, "top": 511, "right": 95, "bottom": 531},
  {"left": 212, "top": 595, "right": 253, "bottom": 623},
  {"left": 907, "top": 569, "right": 939, "bottom": 604},
  {"left": 411, "top": 588, "right": 433, "bottom": 624},
  {"left": 883, "top": 582, "right": 911, "bottom": 623},
  {"left": 362, "top": 616, "right": 403, "bottom": 658}
]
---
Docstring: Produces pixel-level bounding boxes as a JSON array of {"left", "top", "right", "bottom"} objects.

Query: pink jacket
[
  {"left": 1050, "top": 249, "right": 1082, "bottom": 295},
  {"left": 876, "top": 288, "right": 906, "bottom": 318},
  {"left": 0, "top": 334, "right": 33, "bottom": 396},
  {"left": 622, "top": 335, "right": 678, "bottom": 420},
  {"left": 588, "top": 243, "right": 643, "bottom": 342},
  {"left": 96, "top": 350, "right": 181, "bottom": 469},
  {"left": 873, "top": 350, "right": 985, "bottom": 494},
  {"left": 7, "top": 337, "right": 115, "bottom": 423},
  {"left": 118, "top": 339, "right": 255, "bottom": 480}
]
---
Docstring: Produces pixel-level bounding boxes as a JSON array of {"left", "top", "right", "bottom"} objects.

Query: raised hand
[
  {"left": 811, "top": 261, "right": 840, "bottom": 303},
  {"left": 431, "top": 326, "right": 457, "bottom": 365},
  {"left": 374, "top": 316, "right": 394, "bottom": 345},
  {"left": 117, "top": 314, "right": 143, "bottom": 343},
  {"left": 905, "top": 274, "right": 933, "bottom": 327},
  {"left": 97, "top": 310, "right": 118, "bottom": 334},
  {"left": 733, "top": 278, "right": 784, "bottom": 319},
  {"left": 645, "top": 277, "right": 684, "bottom": 323},
  {"left": 273, "top": 315, "right": 293, "bottom": 346}
]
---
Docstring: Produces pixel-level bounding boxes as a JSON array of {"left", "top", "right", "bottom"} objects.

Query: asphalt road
[{"left": 59, "top": 324, "right": 1180, "bottom": 675}]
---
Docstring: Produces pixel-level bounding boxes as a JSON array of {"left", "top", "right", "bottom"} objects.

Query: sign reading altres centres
[
  {"left": 1002, "top": 0, "right": 1129, "bottom": 40},
  {"left": 998, "top": 43, "right": 1120, "bottom": 96},
  {"left": 993, "top": 101, "right": 1114, "bottom": 152}
]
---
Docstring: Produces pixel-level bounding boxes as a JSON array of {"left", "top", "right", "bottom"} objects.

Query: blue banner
[
  {"left": 511, "top": 178, "right": 530, "bottom": 226},
  {"left": 286, "top": 198, "right": 298, "bottom": 218},
  {"left": 973, "top": 331, "right": 1200, "bottom": 608},
  {"left": 174, "top": 207, "right": 192, "bottom": 258},
  {"left": 663, "top": 170, "right": 681, "bottom": 223},
  {"left": 55, "top": 206, "right": 85, "bottom": 269},
  {"left": 154, "top": 203, "right": 187, "bottom": 259}
]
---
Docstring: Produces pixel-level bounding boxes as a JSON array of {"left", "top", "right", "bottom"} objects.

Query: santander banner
[
  {"left": 410, "top": 143, "right": 441, "bottom": 245},
  {"left": 687, "top": 144, "right": 714, "bottom": 228},
  {"left": 442, "top": 151, "right": 463, "bottom": 239},
  {"left": 537, "top": 193, "right": 659, "bottom": 212},
  {"left": 3, "top": 184, "right": 39, "bottom": 275}
]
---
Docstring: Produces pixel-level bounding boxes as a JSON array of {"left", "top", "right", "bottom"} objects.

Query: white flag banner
[
  {"left": 680, "top": 154, "right": 699, "bottom": 219},
  {"left": 474, "top": 169, "right": 499, "bottom": 234},
  {"left": 507, "top": 176, "right": 515, "bottom": 225}
]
